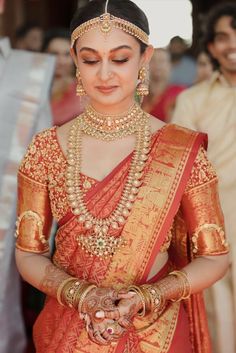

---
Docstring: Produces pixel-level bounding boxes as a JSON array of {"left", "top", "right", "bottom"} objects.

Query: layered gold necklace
[{"left": 66, "top": 104, "right": 151, "bottom": 259}]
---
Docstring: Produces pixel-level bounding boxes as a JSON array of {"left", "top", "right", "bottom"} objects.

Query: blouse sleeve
[
  {"left": 181, "top": 147, "right": 229, "bottom": 257},
  {"left": 15, "top": 133, "right": 53, "bottom": 253}
]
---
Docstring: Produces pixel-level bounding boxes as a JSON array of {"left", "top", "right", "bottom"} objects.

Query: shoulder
[
  {"left": 163, "top": 123, "right": 206, "bottom": 141},
  {"left": 178, "top": 80, "right": 210, "bottom": 101},
  {"left": 185, "top": 146, "right": 217, "bottom": 193},
  {"left": 158, "top": 124, "right": 208, "bottom": 157},
  {"left": 18, "top": 127, "right": 57, "bottom": 183}
]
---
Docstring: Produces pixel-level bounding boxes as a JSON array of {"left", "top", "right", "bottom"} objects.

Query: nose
[{"left": 98, "top": 60, "right": 113, "bottom": 81}]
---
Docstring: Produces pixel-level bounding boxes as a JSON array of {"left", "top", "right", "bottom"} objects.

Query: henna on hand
[
  {"left": 81, "top": 287, "right": 118, "bottom": 321},
  {"left": 39, "top": 263, "right": 71, "bottom": 297},
  {"left": 96, "top": 292, "right": 143, "bottom": 321}
]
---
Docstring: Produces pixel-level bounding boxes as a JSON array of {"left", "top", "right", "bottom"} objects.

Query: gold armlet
[
  {"left": 15, "top": 210, "right": 49, "bottom": 250},
  {"left": 192, "top": 223, "right": 229, "bottom": 256}
]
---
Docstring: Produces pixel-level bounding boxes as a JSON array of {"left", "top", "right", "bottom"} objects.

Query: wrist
[{"left": 57, "top": 277, "right": 97, "bottom": 310}]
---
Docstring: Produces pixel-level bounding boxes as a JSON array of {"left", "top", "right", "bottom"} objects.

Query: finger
[
  {"left": 118, "top": 317, "right": 133, "bottom": 329},
  {"left": 101, "top": 329, "right": 114, "bottom": 342},
  {"left": 117, "top": 291, "right": 136, "bottom": 300},
  {"left": 103, "top": 308, "right": 121, "bottom": 320},
  {"left": 88, "top": 328, "right": 109, "bottom": 346},
  {"left": 96, "top": 308, "right": 121, "bottom": 320}
]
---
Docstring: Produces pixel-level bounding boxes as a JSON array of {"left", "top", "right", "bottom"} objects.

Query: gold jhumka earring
[
  {"left": 136, "top": 66, "right": 149, "bottom": 99},
  {"left": 76, "top": 68, "right": 86, "bottom": 96}
]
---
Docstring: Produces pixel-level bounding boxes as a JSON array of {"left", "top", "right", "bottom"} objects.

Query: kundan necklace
[
  {"left": 82, "top": 103, "right": 147, "bottom": 141},
  {"left": 66, "top": 104, "right": 151, "bottom": 259}
]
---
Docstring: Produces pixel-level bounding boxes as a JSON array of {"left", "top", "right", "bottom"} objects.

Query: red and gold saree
[{"left": 17, "top": 123, "right": 227, "bottom": 353}]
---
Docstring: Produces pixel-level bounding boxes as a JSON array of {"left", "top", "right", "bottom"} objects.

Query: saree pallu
[{"left": 33, "top": 124, "right": 210, "bottom": 353}]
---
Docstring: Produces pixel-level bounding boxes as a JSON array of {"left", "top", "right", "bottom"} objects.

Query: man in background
[{"left": 172, "top": 3, "right": 236, "bottom": 353}]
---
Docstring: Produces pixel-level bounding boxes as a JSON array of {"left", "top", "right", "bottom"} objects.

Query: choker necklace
[
  {"left": 82, "top": 103, "right": 146, "bottom": 141},
  {"left": 66, "top": 109, "right": 151, "bottom": 259}
]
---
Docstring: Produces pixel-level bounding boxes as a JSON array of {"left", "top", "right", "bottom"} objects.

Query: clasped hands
[{"left": 80, "top": 286, "right": 142, "bottom": 346}]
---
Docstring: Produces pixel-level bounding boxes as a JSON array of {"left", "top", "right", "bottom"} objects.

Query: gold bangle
[
  {"left": 169, "top": 270, "right": 191, "bottom": 300},
  {"left": 56, "top": 277, "right": 77, "bottom": 306},
  {"left": 63, "top": 280, "right": 84, "bottom": 308},
  {"left": 141, "top": 284, "right": 164, "bottom": 314},
  {"left": 78, "top": 284, "right": 97, "bottom": 314},
  {"left": 128, "top": 285, "right": 146, "bottom": 317}
]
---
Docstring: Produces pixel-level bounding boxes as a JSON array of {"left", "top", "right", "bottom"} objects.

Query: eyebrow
[{"left": 79, "top": 45, "right": 133, "bottom": 53}]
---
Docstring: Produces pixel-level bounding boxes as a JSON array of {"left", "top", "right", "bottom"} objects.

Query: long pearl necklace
[{"left": 66, "top": 105, "right": 151, "bottom": 259}]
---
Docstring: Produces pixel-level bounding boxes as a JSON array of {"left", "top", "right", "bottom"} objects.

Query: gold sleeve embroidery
[
  {"left": 182, "top": 176, "right": 229, "bottom": 257},
  {"left": 15, "top": 171, "right": 53, "bottom": 253},
  {"left": 19, "top": 132, "right": 49, "bottom": 184},
  {"left": 185, "top": 146, "right": 217, "bottom": 192}
]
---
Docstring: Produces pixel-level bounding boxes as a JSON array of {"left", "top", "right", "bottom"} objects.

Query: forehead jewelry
[{"left": 71, "top": 0, "right": 149, "bottom": 49}]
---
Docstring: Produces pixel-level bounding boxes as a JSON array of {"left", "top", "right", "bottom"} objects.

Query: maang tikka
[{"left": 71, "top": 0, "right": 149, "bottom": 50}]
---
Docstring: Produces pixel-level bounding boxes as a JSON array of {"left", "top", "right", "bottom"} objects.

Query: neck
[
  {"left": 221, "top": 68, "right": 236, "bottom": 87},
  {"left": 89, "top": 97, "right": 137, "bottom": 116}
]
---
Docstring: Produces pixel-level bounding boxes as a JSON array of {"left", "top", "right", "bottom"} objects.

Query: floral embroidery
[
  {"left": 19, "top": 127, "right": 96, "bottom": 220},
  {"left": 185, "top": 147, "right": 217, "bottom": 192}
]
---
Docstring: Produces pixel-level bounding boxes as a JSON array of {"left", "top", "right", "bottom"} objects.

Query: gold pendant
[{"left": 76, "top": 233, "right": 127, "bottom": 259}]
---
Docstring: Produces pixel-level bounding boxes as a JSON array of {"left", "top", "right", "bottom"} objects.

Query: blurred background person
[
  {"left": 195, "top": 49, "right": 214, "bottom": 83},
  {"left": 142, "top": 48, "right": 185, "bottom": 122},
  {"left": 14, "top": 22, "right": 43, "bottom": 52},
  {"left": 172, "top": 3, "right": 236, "bottom": 353},
  {"left": 0, "top": 34, "right": 54, "bottom": 353},
  {"left": 43, "top": 28, "right": 84, "bottom": 126},
  {"left": 168, "top": 35, "right": 196, "bottom": 86}
]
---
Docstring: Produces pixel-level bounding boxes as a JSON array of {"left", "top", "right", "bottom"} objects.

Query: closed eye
[
  {"left": 112, "top": 58, "right": 129, "bottom": 63},
  {"left": 83, "top": 60, "right": 99, "bottom": 65}
]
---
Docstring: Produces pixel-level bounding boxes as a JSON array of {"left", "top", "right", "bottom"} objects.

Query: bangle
[
  {"left": 63, "top": 280, "right": 84, "bottom": 308},
  {"left": 56, "top": 277, "right": 77, "bottom": 306},
  {"left": 78, "top": 284, "right": 97, "bottom": 314},
  {"left": 128, "top": 285, "right": 147, "bottom": 317},
  {"left": 169, "top": 270, "right": 191, "bottom": 300},
  {"left": 141, "top": 284, "right": 164, "bottom": 315}
]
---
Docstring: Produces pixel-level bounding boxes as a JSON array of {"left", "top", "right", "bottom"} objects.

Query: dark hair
[
  {"left": 203, "top": 2, "right": 236, "bottom": 66},
  {"left": 42, "top": 28, "right": 70, "bottom": 52},
  {"left": 15, "top": 22, "right": 42, "bottom": 39},
  {"left": 70, "top": 0, "right": 149, "bottom": 53}
]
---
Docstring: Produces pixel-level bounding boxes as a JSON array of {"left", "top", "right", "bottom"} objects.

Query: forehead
[
  {"left": 214, "top": 15, "right": 236, "bottom": 32},
  {"left": 75, "top": 27, "right": 140, "bottom": 53}
]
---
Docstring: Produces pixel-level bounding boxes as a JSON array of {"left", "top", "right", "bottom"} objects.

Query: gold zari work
[
  {"left": 71, "top": 12, "right": 149, "bottom": 48},
  {"left": 192, "top": 223, "right": 229, "bottom": 254},
  {"left": 15, "top": 210, "right": 48, "bottom": 246}
]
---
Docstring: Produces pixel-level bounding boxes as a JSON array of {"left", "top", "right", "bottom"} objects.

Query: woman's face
[
  {"left": 73, "top": 27, "right": 153, "bottom": 112},
  {"left": 47, "top": 38, "right": 74, "bottom": 78}
]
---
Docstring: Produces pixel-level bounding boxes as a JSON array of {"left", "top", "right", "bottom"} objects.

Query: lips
[{"left": 96, "top": 85, "right": 118, "bottom": 93}]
